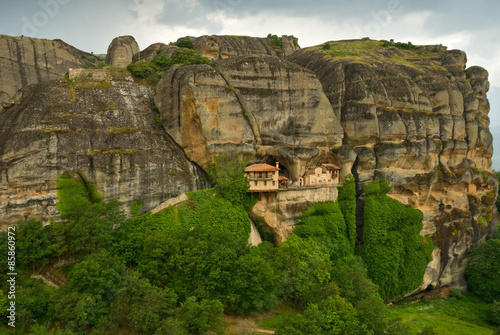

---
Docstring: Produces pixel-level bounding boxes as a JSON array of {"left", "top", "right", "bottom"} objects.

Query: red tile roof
[
  {"left": 322, "top": 163, "right": 340, "bottom": 170},
  {"left": 245, "top": 164, "right": 280, "bottom": 172}
]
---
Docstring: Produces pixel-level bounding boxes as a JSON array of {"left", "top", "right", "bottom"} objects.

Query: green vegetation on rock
[
  {"left": 360, "top": 179, "right": 434, "bottom": 300},
  {"left": 127, "top": 48, "right": 210, "bottom": 85}
]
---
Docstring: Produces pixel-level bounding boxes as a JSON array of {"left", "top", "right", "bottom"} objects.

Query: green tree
[
  {"left": 154, "top": 318, "right": 187, "bottom": 335},
  {"left": 16, "top": 220, "right": 50, "bottom": 272},
  {"left": 105, "top": 270, "right": 178, "bottom": 334},
  {"left": 277, "top": 235, "right": 331, "bottom": 304},
  {"left": 276, "top": 295, "right": 366, "bottom": 335},
  {"left": 13, "top": 278, "right": 56, "bottom": 332},
  {"left": 52, "top": 288, "right": 109, "bottom": 333},
  {"left": 332, "top": 256, "right": 388, "bottom": 333},
  {"left": 46, "top": 219, "right": 67, "bottom": 261},
  {"left": 177, "top": 297, "right": 225, "bottom": 335},
  {"left": 66, "top": 199, "right": 125, "bottom": 257},
  {"left": 226, "top": 245, "right": 279, "bottom": 314},
  {"left": 465, "top": 238, "right": 500, "bottom": 302},
  {"left": 206, "top": 153, "right": 250, "bottom": 206},
  {"left": 490, "top": 301, "right": 500, "bottom": 326},
  {"left": 67, "top": 250, "right": 126, "bottom": 298}
]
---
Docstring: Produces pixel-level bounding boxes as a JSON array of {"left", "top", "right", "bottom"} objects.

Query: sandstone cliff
[
  {"left": 0, "top": 68, "right": 205, "bottom": 227},
  {"left": 286, "top": 40, "right": 497, "bottom": 289},
  {"left": 154, "top": 55, "right": 343, "bottom": 180},
  {"left": 189, "top": 35, "right": 300, "bottom": 60},
  {"left": 0, "top": 35, "right": 98, "bottom": 107}
]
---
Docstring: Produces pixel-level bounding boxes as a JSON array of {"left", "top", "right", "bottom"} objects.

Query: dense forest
[{"left": 0, "top": 156, "right": 499, "bottom": 334}]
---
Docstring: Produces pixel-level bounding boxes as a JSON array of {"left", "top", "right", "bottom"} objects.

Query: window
[
  {"left": 254, "top": 181, "right": 258, "bottom": 186},
  {"left": 264, "top": 181, "right": 267, "bottom": 186},
  {"left": 272, "top": 181, "right": 275, "bottom": 186}
]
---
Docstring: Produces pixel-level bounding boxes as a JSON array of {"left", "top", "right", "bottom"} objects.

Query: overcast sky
[{"left": 1, "top": 0, "right": 500, "bottom": 164}]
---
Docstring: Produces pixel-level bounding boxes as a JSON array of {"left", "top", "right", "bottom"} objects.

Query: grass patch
[
  {"left": 2, "top": 34, "right": 17, "bottom": 41},
  {"left": 389, "top": 293, "right": 495, "bottom": 334},
  {"left": 106, "top": 101, "right": 117, "bottom": 110},
  {"left": 254, "top": 303, "right": 300, "bottom": 330},
  {"left": 312, "top": 39, "right": 429, "bottom": 73}
]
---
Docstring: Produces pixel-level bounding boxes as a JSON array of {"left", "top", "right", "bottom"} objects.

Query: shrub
[
  {"left": 127, "top": 60, "right": 157, "bottom": 78},
  {"left": 130, "top": 198, "right": 142, "bottom": 215},
  {"left": 449, "top": 288, "right": 465, "bottom": 299},
  {"left": 267, "top": 34, "right": 283, "bottom": 50},
  {"left": 176, "top": 38, "right": 194, "bottom": 49},
  {"left": 206, "top": 153, "right": 250, "bottom": 206},
  {"left": 465, "top": 238, "right": 500, "bottom": 302},
  {"left": 127, "top": 49, "right": 210, "bottom": 85},
  {"left": 489, "top": 301, "right": 500, "bottom": 326}
]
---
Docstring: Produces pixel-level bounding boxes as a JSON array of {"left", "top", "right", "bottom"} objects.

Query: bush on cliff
[
  {"left": 294, "top": 201, "right": 353, "bottom": 264},
  {"left": 360, "top": 179, "right": 434, "bottom": 300},
  {"left": 127, "top": 49, "right": 210, "bottom": 84}
]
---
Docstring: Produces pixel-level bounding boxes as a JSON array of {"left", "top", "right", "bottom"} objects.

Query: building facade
[
  {"left": 303, "top": 164, "right": 341, "bottom": 185},
  {"left": 245, "top": 163, "right": 280, "bottom": 193}
]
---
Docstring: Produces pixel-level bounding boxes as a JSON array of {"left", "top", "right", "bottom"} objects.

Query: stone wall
[{"left": 251, "top": 185, "right": 339, "bottom": 243}]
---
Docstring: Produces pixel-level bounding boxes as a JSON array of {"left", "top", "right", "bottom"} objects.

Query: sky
[{"left": 1, "top": 0, "right": 500, "bottom": 164}]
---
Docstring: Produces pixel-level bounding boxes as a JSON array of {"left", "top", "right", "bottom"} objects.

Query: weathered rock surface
[
  {"left": 187, "top": 35, "right": 300, "bottom": 60},
  {"left": 105, "top": 35, "right": 140, "bottom": 67},
  {"left": 287, "top": 40, "right": 498, "bottom": 289},
  {"left": 0, "top": 69, "right": 205, "bottom": 227},
  {"left": 154, "top": 55, "right": 343, "bottom": 180},
  {"left": 0, "top": 35, "right": 95, "bottom": 103}
]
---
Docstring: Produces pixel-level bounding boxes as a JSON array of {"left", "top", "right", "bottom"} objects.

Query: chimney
[{"left": 276, "top": 161, "right": 280, "bottom": 169}]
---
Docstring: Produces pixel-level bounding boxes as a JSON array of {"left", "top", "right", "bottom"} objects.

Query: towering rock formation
[
  {"left": 105, "top": 35, "right": 140, "bottom": 67},
  {"left": 286, "top": 40, "right": 497, "bottom": 289},
  {"left": 0, "top": 69, "right": 205, "bottom": 227}
]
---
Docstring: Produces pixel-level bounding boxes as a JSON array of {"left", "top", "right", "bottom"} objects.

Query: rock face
[
  {"left": 0, "top": 35, "right": 95, "bottom": 105},
  {"left": 105, "top": 35, "right": 140, "bottom": 67},
  {"left": 251, "top": 185, "right": 339, "bottom": 243},
  {"left": 287, "top": 40, "right": 498, "bottom": 289},
  {"left": 188, "top": 35, "right": 300, "bottom": 60},
  {"left": 154, "top": 55, "right": 343, "bottom": 180},
  {"left": 0, "top": 69, "right": 205, "bottom": 227}
]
